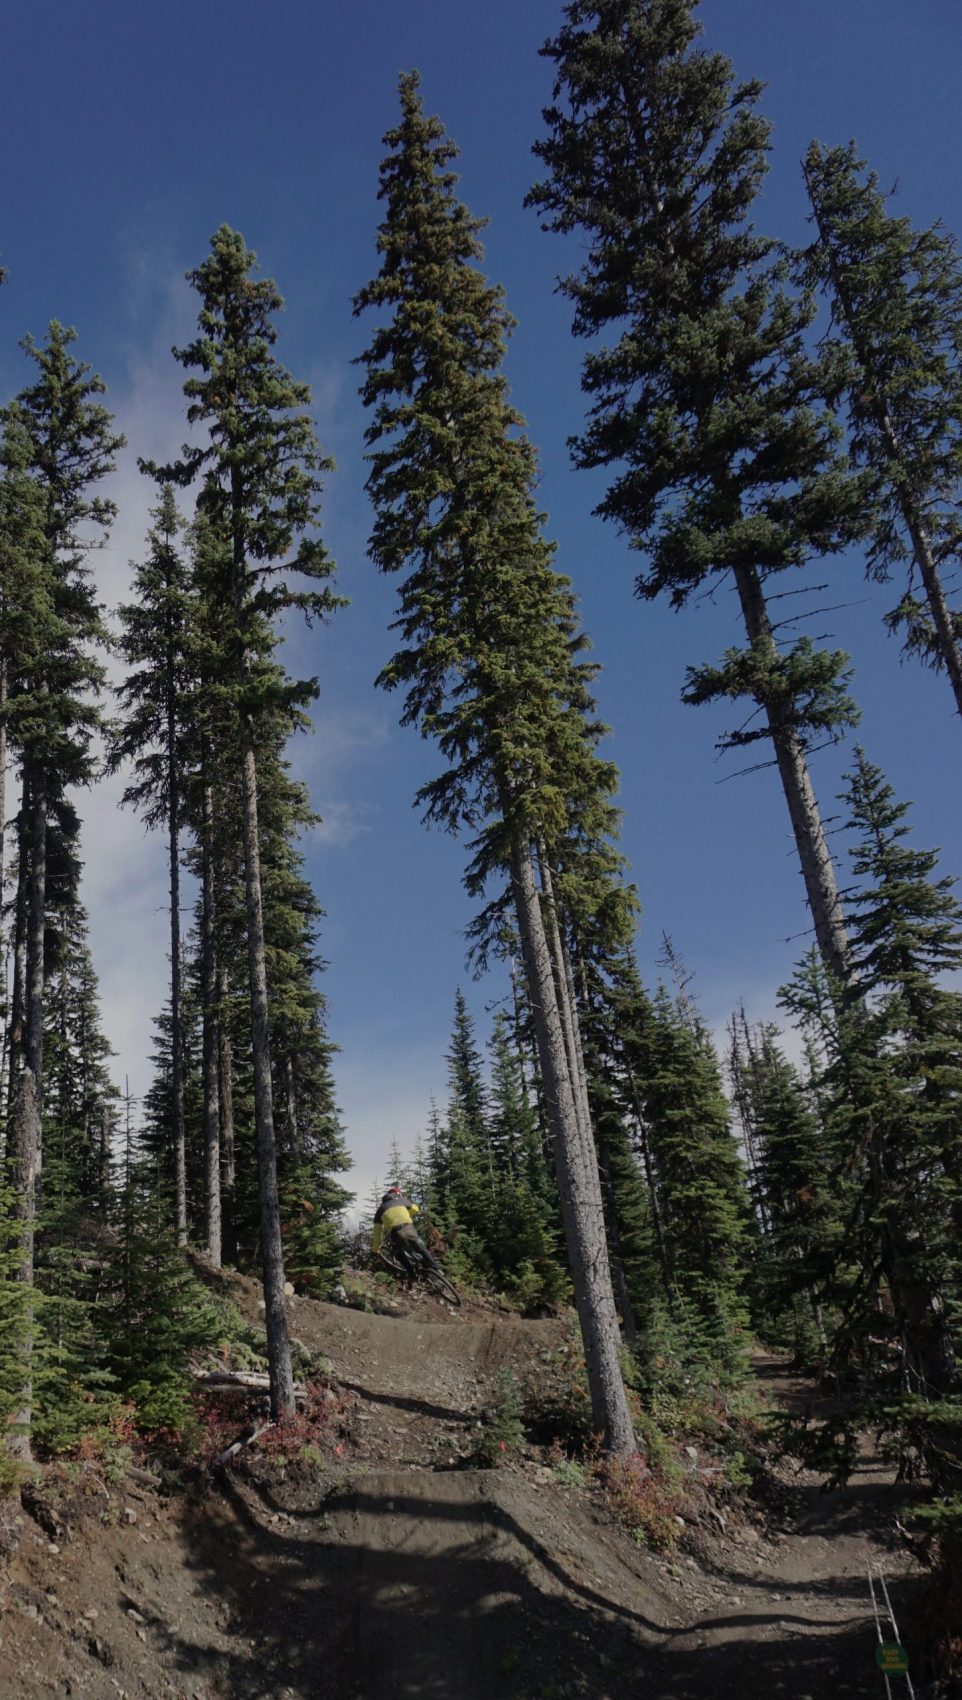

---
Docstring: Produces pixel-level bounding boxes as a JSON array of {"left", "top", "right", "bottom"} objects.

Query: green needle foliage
[
  {"left": 529, "top": 0, "right": 869, "bottom": 987},
  {"left": 8, "top": 322, "right": 120, "bottom": 795},
  {"left": 641, "top": 987, "right": 750, "bottom": 1376},
  {"left": 356, "top": 72, "right": 638, "bottom": 1452},
  {"left": 802, "top": 141, "right": 962, "bottom": 715},
  {"left": 106, "top": 1154, "right": 231, "bottom": 1435},
  {"left": 730, "top": 1018, "right": 837, "bottom": 1360},
  {"left": 146, "top": 225, "right": 344, "bottom": 1416},
  {"left": 780, "top": 752, "right": 962, "bottom": 1491}
]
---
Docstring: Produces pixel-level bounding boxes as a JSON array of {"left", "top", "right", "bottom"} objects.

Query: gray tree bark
[
  {"left": 6, "top": 786, "right": 28, "bottom": 1113},
  {"left": 8, "top": 1066, "right": 40, "bottom": 1462},
  {"left": 230, "top": 453, "right": 294, "bottom": 1415},
  {"left": 284, "top": 1054, "right": 297, "bottom": 1150},
  {"left": 536, "top": 848, "right": 594, "bottom": 1146},
  {"left": 733, "top": 562, "right": 852, "bottom": 988},
  {"left": 509, "top": 832, "right": 635, "bottom": 1455},
  {"left": 169, "top": 771, "right": 187, "bottom": 1248},
  {"left": 804, "top": 174, "right": 962, "bottom": 723},
  {"left": 218, "top": 954, "right": 236, "bottom": 1262},
  {"left": 24, "top": 766, "right": 47, "bottom": 1181},
  {"left": 0, "top": 653, "right": 7, "bottom": 1138},
  {"left": 539, "top": 850, "right": 639, "bottom": 1346},
  {"left": 239, "top": 729, "right": 295, "bottom": 1416},
  {"left": 201, "top": 785, "right": 221, "bottom": 1267}
]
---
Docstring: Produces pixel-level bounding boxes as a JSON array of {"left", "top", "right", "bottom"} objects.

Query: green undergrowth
[{"left": 519, "top": 1324, "right": 767, "bottom": 1548}]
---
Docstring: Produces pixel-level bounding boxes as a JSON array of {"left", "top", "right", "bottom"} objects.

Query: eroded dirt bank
[{"left": 1, "top": 1277, "right": 923, "bottom": 1700}]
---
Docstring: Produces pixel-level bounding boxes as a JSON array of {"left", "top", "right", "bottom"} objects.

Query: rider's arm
[
  {"left": 409, "top": 1202, "right": 420, "bottom": 1218},
  {"left": 372, "top": 1221, "right": 383, "bottom": 1253}
]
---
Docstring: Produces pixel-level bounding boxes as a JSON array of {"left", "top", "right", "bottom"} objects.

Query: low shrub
[
  {"left": 194, "top": 1378, "right": 351, "bottom": 1470},
  {"left": 469, "top": 1369, "right": 525, "bottom": 1467},
  {"left": 601, "top": 1452, "right": 689, "bottom": 1550}
]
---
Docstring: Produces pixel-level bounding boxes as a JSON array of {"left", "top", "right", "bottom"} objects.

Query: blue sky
[{"left": 2, "top": 1, "right": 960, "bottom": 1210}]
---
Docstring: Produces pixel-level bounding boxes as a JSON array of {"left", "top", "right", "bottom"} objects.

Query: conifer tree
[
  {"left": 487, "top": 1010, "right": 546, "bottom": 1192},
  {"left": 441, "top": 990, "right": 493, "bottom": 1253},
  {"left": 3, "top": 324, "right": 120, "bottom": 1460},
  {"left": 0, "top": 1164, "right": 30, "bottom": 1470},
  {"left": 0, "top": 407, "right": 47, "bottom": 1128},
  {"left": 642, "top": 987, "right": 750, "bottom": 1371},
  {"left": 529, "top": 0, "right": 868, "bottom": 988},
  {"left": 841, "top": 750, "right": 962, "bottom": 1397},
  {"left": 730, "top": 1018, "right": 835, "bottom": 1355},
  {"left": 147, "top": 228, "right": 342, "bottom": 1415},
  {"left": 780, "top": 754, "right": 962, "bottom": 1486},
  {"left": 356, "top": 75, "right": 635, "bottom": 1451},
  {"left": 110, "top": 488, "right": 196, "bottom": 1245},
  {"left": 803, "top": 143, "right": 962, "bottom": 716},
  {"left": 43, "top": 901, "right": 118, "bottom": 1219}
]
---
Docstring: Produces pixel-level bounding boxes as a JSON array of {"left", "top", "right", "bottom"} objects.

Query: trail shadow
[
  {"left": 157, "top": 1472, "right": 658, "bottom": 1699},
  {"left": 146, "top": 1468, "right": 927, "bottom": 1700},
  {"left": 339, "top": 1380, "right": 470, "bottom": 1426},
  {"left": 234, "top": 1472, "right": 664, "bottom": 1632}
]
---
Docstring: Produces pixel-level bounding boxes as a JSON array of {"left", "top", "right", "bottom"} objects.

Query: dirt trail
[{"left": 1, "top": 1280, "right": 923, "bottom": 1700}]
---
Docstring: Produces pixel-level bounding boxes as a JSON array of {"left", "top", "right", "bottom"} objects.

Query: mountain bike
[{"left": 375, "top": 1236, "right": 461, "bottom": 1307}]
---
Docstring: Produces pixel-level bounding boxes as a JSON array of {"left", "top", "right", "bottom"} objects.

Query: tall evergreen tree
[
  {"left": 529, "top": 0, "right": 869, "bottom": 988},
  {"left": 110, "top": 488, "right": 196, "bottom": 1246},
  {"left": 0, "top": 407, "right": 47, "bottom": 1129},
  {"left": 729, "top": 1016, "right": 835, "bottom": 1355},
  {"left": 780, "top": 753, "right": 962, "bottom": 1489},
  {"left": 356, "top": 75, "right": 635, "bottom": 1451},
  {"left": 641, "top": 986, "right": 750, "bottom": 1371},
  {"left": 43, "top": 900, "right": 118, "bottom": 1220},
  {"left": 2, "top": 324, "right": 121, "bottom": 1460},
  {"left": 147, "top": 228, "right": 343, "bottom": 1416},
  {"left": 842, "top": 749, "right": 962, "bottom": 1397},
  {"left": 802, "top": 142, "right": 962, "bottom": 717}
]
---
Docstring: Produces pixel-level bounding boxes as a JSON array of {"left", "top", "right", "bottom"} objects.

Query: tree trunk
[
  {"left": 0, "top": 653, "right": 7, "bottom": 1139},
  {"left": 896, "top": 500, "right": 962, "bottom": 722},
  {"left": 8, "top": 1066, "right": 40, "bottom": 1462},
  {"left": 231, "top": 457, "right": 293, "bottom": 1416},
  {"left": 594, "top": 1130, "right": 639, "bottom": 1348},
  {"left": 239, "top": 727, "right": 294, "bottom": 1417},
  {"left": 24, "top": 766, "right": 47, "bottom": 1176},
  {"left": 622, "top": 1059, "right": 672, "bottom": 1297},
  {"left": 99, "top": 1105, "right": 111, "bottom": 1203},
  {"left": 572, "top": 943, "right": 641, "bottom": 1349},
  {"left": 218, "top": 954, "right": 236, "bottom": 1262},
  {"left": 168, "top": 731, "right": 187, "bottom": 1247},
  {"left": 536, "top": 848, "right": 594, "bottom": 1146},
  {"left": 508, "top": 831, "right": 635, "bottom": 1455},
  {"left": 6, "top": 783, "right": 29, "bottom": 1112},
  {"left": 803, "top": 170, "right": 962, "bottom": 722},
  {"left": 508, "top": 953, "right": 533, "bottom": 1114},
  {"left": 284, "top": 1054, "right": 297, "bottom": 1150},
  {"left": 201, "top": 785, "right": 221, "bottom": 1268},
  {"left": 733, "top": 562, "right": 852, "bottom": 988}
]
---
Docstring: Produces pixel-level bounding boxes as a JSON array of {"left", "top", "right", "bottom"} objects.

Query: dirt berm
[{"left": 1, "top": 1273, "right": 921, "bottom": 1700}]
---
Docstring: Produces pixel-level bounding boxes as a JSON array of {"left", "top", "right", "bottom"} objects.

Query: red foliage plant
[{"left": 601, "top": 1452, "right": 689, "bottom": 1550}]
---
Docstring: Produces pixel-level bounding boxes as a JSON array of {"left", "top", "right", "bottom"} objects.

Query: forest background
[{"left": 1, "top": 0, "right": 959, "bottom": 1209}]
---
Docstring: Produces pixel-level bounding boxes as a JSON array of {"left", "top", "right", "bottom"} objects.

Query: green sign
[{"left": 875, "top": 1642, "right": 910, "bottom": 1675}]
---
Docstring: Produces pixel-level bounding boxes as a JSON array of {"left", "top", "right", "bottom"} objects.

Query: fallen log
[
  {"left": 212, "top": 1421, "right": 275, "bottom": 1469},
  {"left": 191, "top": 1368, "right": 274, "bottom": 1390},
  {"left": 191, "top": 1367, "right": 309, "bottom": 1405}
]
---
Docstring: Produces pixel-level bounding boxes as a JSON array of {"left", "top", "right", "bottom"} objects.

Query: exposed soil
[{"left": 0, "top": 1272, "right": 926, "bottom": 1700}]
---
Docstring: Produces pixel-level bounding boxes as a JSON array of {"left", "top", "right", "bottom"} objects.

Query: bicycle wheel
[
  {"left": 376, "top": 1246, "right": 407, "bottom": 1279},
  {"left": 423, "top": 1261, "right": 461, "bottom": 1307}
]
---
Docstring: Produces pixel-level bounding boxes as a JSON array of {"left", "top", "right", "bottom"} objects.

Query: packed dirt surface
[{"left": 1, "top": 1272, "right": 925, "bottom": 1700}]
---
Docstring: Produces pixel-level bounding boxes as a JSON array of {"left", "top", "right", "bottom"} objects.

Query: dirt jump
[{"left": 1, "top": 1274, "right": 923, "bottom": 1700}]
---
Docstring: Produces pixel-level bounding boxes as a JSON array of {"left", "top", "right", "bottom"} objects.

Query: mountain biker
[{"left": 372, "top": 1186, "right": 437, "bottom": 1283}]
